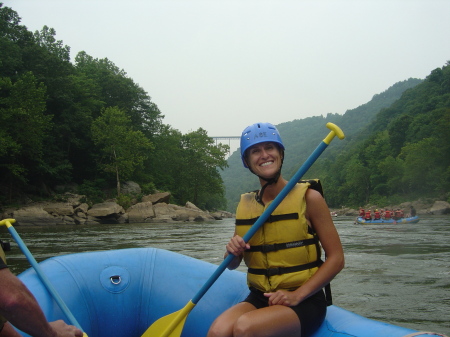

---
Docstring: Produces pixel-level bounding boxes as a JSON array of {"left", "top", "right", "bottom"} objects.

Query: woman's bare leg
[
  {"left": 207, "top": 302, "right": 256, "bottom": 337},
  {"left": 233, "top": 305, "right": 301, "bottom": 337}
]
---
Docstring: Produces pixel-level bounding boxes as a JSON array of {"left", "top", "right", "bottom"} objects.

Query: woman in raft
[{"left": 207, "top": 122, "right": 344, "bottom": 337}]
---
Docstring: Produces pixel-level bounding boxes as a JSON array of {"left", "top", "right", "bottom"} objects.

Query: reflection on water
[{"left": 1, "top": 215, "right": 449, "bottom": 335}]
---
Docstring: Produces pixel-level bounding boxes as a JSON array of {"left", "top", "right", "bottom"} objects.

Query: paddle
[
  {"left": 0, "top": 218, "right": 88, "bottom": 337},
  {"left": 141, "top": 122, "right": 345, "bottom": 337}
]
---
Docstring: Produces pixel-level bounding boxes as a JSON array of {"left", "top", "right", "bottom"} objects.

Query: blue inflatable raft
[
  {"left": 16, "top": 248, "right": 437, "bottom": 337},
  {"left": 356, "top": 216, "right": 420, "bottom": 224}
]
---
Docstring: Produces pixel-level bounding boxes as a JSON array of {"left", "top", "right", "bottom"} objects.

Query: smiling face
[{"left": 245, "top": 142, "right": 283, "bottom": 179}]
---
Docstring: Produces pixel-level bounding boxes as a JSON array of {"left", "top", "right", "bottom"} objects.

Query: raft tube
[
  {"left": 16, "top": 248, "right": 434, "bottom": 337},
  {"left": 356, "top": 216, "right": 420, "bottom": 224}
]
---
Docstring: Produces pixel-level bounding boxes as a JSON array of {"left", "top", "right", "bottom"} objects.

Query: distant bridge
[
  {"left": 211, "top": 136, "right": 240, "bottom": 157},
  {"left": 211, "top": 136, "right": 240, "bottom": 141}
]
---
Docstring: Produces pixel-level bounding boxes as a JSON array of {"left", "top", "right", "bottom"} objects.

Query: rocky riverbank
[
  {"left": 1, "top": 188, "right": 448, "bottom": 226},
  {"left": 0, "top": 191, "right": 234, "bottom": 226}
]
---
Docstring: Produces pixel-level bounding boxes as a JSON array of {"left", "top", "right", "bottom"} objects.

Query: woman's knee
[
  {"left": 233, "top": 314, "right": 256, "bottom": 337},
  {"left": 207, "top": 318, "right": 232, "bottom": 337}
]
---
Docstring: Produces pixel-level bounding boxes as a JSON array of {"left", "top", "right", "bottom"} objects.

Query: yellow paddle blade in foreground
[{"left": 141, "top": 301, "right": 195, "bottom": 337}]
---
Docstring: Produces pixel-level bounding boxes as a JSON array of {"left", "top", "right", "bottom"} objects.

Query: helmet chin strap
[{"left": 255, "top": 171, "right": 281, "bottom": 204}]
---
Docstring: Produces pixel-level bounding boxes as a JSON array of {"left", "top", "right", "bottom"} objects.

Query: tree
[
  {"left": 0, "top": 72, "right": 50, "bottom": 198},
  {"left": 91, "top": 106, "right": 153, "bottom": 196},
  {"left": 176, "top": 128, "right": 229, "bottom": 208},
  {"left": 0, "top": 4, "right": 34, "bottom": 79},
  {"left": 74, "top": 51, "right": 163, "bottom": 137},
  {"left": 399, "top": 137, "right": 444, "bottom": 196},
  {"left": 144, "top": 125, "right": 183, "bottom": 194},
  {"left": 341, "top": 155, "right": 371, "bottom": 205}
]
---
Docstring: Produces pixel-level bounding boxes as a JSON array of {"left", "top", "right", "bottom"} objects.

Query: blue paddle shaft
[
  {"left": 7, "top": 226, "right": 84, "bottom": 331},
  {"left": 192, "top": 140, "right": 330, "bottom": 304}
]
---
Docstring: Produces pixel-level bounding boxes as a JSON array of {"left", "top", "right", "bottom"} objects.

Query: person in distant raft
[{"left": 207, "top": 123, "right": 345, "bottom": 337}]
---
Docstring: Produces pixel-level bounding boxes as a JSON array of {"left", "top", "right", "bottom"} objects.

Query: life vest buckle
[{"left": 266, "top": 267, "right": 281, "bottom": 276}]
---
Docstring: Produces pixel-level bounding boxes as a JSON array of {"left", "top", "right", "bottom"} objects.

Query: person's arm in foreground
[
  {"left": 265, "top": 188, "right": 345, "bottom": 306},
  {"left": 0, "top": 267, "right": 83, "bottom": 337}
]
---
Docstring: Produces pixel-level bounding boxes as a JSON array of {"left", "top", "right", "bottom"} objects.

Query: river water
[{"left": 1, "top": 215, "right": 449, "bottom": 335}]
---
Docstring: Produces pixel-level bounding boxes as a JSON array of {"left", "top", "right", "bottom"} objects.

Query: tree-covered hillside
[
  {"left": 1, "top": 4, "right": 448, "bottom": 214},
  {"left": 222, "top": 68, "right": 450, "bottom": 212},
  {"left": 0, "top": 4, "right": 228, "bottom": 210}
]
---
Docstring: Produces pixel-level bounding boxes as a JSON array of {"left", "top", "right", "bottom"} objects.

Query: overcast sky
[{"left": 4, "top": 0, "right": 450, "bottom": 141}]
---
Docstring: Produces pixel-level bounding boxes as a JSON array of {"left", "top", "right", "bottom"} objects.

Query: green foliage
[
  {"left": 176, "top": 128, "right": 228, "bottom": 208},
  {"left": 91, "top": 106, "right": 154, "bottom": 196},
  {"left": 140, "top": 182, "right": 157, "bottom": 195},
  {"left": 116, "top": 194, "right": 133, "bottom": 210},
  {"left": 319, "top": 62, "right": 450, "bottom": 207},
  {"left": 77, "top": 179, "right": 108, "bottom": 205},
  {"left": 0, "top": 4, "right": 234, "bottom": 210},
  {"left": 0, "top": 72, "right": 51, "bottom": 195}
]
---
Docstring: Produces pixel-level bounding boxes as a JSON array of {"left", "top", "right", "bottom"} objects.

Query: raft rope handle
[{"left": 110, "top": 275, "right": 122, "bottom": 285}]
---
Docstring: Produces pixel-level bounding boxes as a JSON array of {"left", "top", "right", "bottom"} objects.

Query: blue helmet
[{"left": 240, "top": 122, "right": 284, "bottom": 168}]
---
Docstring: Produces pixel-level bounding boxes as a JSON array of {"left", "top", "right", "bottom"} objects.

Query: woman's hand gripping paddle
[
  {"left": 141, "top": 122, "right": 345, "bottom": 337},
  {"left": 0, "top": 218, "right": 88, "bottom": 337}
]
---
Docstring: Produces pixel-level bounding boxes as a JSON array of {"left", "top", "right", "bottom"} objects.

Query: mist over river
[{"left": 2, "top": 215, "right": 449, "bottom": 335}]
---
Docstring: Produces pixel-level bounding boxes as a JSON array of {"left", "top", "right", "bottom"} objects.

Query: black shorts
[{"left": 243, "top": 287, "right": 327, "bottom": 336}]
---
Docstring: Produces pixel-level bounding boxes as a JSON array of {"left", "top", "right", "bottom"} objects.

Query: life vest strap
[
  {"left": 246, "top": 238, "right": 318, "bottom": 253},
  {"left": 235, "top": 212, "right": 298, "bottom": 225},
  {"left": 248, "top": 260, "right": 320, "bottom": 276}
]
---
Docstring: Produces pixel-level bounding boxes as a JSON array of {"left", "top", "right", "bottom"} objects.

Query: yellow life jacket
[{"left": 235, "top": 180, "right": 322, "bottom": 292}]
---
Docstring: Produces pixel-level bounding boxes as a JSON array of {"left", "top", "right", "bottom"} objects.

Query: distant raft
[
  {"left": 16, "top": 247, "right": 439, "bottom": 337},
  {"left": 356, "top": 215, "right": 420, "bottom": 224}
]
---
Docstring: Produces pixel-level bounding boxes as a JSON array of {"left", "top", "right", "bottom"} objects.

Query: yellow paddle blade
[{"left": 141, "top": 301, "right": 195, "bottom": 337}]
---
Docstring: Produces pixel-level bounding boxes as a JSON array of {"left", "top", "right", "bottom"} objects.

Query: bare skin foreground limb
[
  {"left": 0, "top": 267, "right": 83, "bottom": 337},
  {"left": 207, "top": 302, "right": 301, "bottom": 337}
]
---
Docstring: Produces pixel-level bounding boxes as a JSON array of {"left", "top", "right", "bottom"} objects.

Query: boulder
[
  {"left": 210, "top": 210, "right": 235, "bottom": 220},
  {"left": 121, "top": 181, "right": 141, "bottom": 195},
  {"left": 73, "top": 214, "right": 87, "bottom": 225},
  {"left": 429, "top": 201, "right": 450, "bottom": 215},
  {"left": 85, "top": 215, "right": 102, "bottom": 225},
  {"left": 153, "top": 203, "right": 176, "bottom": 218},
  {"left": 64, "top": 193, "right": 85, "bottom": 207},
  {"left": 151, "top": 203, "right": 177, "bottom": 222},
  {"left": 74, "top": 203, "right": 89, "bottom": 215},
  {"left": 151, "top": 203, "right": 215, "bottom": 222},
  {"left": 141, "top": 192, "right": 171, "bottom": 204},
  {"left": 62, "top": 215, "right": 76, "bottom": 225},
  {"left": 185, "top": 201, "right": 201, "bottom": 210},
  {"left": 11, "top": 206, "right": 61, "bottom": 226},
  {"left": 86, "top": 202, "right": 125, "bottom": 224},
  {"left": 173, "top": 204, "right": 214, "bottom": 222},
  {"left": 117, "top": 213, "right": 128, "bottom": 224},
  {"left": 126, "top": 202, "right": 155, "bottom": 223},
  {"left": 43, "top": 203, "right": 74, "bottom": 216},
  {"left": 87, "top": 202, "right": 125, "bottom": 218}
]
